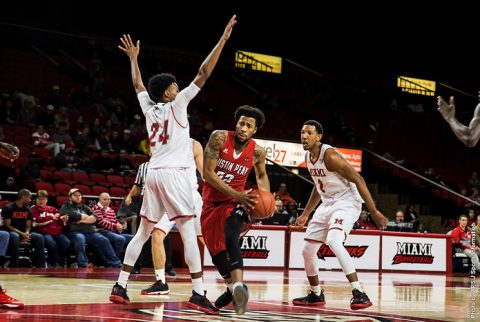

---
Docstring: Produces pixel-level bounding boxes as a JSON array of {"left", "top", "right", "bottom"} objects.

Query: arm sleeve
[
  {"left": 92, "top": 206, "right": 114, "bottom": 231},
  {"left": 60, "top": 203, "right": 82, "bottom": 222}
]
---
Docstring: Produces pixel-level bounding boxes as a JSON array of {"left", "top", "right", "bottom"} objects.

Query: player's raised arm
[
  {"left": 193, "top": 15, "right": 237, "bottom": 89},
  {"left": 118, "top": 34, "right": 146, "bottom": 94}
]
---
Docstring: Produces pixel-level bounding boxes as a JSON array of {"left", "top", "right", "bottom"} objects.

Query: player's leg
[
  {"left": 325, "top": 201, "right": 372, "bottom": 309},
  {"left": 293, "top": 207, "right": 327, "bottom": 306},
  {"left": 224, "top": 207, "right": 250, "bottom": 315},
  {"left": 141, "top": 216, "right": 173, "bottom": 295}
]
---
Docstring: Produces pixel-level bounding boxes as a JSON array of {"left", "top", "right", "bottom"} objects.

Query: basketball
[{"left": 250, "top": 188, "right": 275, "bottom": 220}]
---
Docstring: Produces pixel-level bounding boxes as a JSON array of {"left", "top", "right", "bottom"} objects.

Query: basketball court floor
[{"left": 0, "top": 267, "right": 477, "bottom": 321}]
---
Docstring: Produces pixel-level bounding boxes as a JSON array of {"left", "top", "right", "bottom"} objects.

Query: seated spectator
[
  {"left": 354, "top": 210, "right": 379, "bottom": 230},
  {"left": 32, "top": 125, "right": 64, "bottom": 157},
  {"left": 31, "top": 190, "right": 70, "bottom": 268},
  {"left": 60, "top": 188, "right": 121, "bottom": 268},
  {"left": 1, "top": 176, "right": 19, "bottom": 193},
  {"left": 262, "top": 199, "right": 290, "bottom": 225},
  {"left": 92, "top": 193, "right": 133, "bottom": 259},
  {"left": 404, "top": 204, "right": 420, "bottom": 231},
  {"left": 1, "top": 189, "right": 45, "bottom": 268},
  {"left": 275, "top": 182, "right": 296, "bottom": 206},
  {"left": 287, "top": 201, "right": 299, "bottom": 225},
  {"left": 387, "top": 210, "right": 413, "bottom": 232},
  {"left": 0, "top": 230, "right": 9, "bottom": 267},
  {"left": 112, "top": 149, "right": 135, "bottom": 176},
  {"left": 91, "top": 150, "right": 114, "bottom": 175},
  {"left": 451, "top": 214, "right": 480, "bottom": 273}
]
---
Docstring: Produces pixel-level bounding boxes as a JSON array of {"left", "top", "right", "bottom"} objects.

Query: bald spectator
[
  {"left": 60, "top": 188, "right": 121, "bottom": 268},
  {"left": 92, "top": 193, "right": 133, "bottom": 258}
]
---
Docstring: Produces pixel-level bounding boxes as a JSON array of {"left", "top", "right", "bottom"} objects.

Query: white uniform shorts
[
  {"left": 153, "top": 189, "right": 203, "bottom": 236},
  {"left": 141, "top": 168, "right": 194, "bottom": 223},
  {"left": 305, "top": 198, "right": 361, "bottom": 243}
]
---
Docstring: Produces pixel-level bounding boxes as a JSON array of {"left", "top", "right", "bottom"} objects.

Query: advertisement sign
[
  {"left": 204, "top": 228, "right": 286, "bottom": 267},
  {"left": 255, "top": 138, "right": 362, "bottom": 172},
  {"left": 289, "top": 231, "right": 380, "bottom": 269},
  {"left": 381, "top": 235, "right": 447, "bottom": 272}
]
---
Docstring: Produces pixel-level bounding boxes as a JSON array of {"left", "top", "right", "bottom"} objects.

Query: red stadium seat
[
  {"left": 91, "top": 185, "right": 109, "bottom": 196},
  {"left": 35, "top": 182, "right": 54, "bottom": 195},
  {"left": 54, "top": 183, "right": 72, "bottom": 196},
  {"left": 110, "top": 187, "right": 126, "bottom": 197}
]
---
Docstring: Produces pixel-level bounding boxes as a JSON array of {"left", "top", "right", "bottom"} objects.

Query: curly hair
[
  {"left": 234, "top": 105, "right": 265, "bottom": 129},
  {"left": 148, "top": 73, "right": 176, "bottom": 103}
]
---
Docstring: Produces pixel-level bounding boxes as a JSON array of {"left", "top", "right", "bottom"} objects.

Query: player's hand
[
  {"left": 370, "top": 209, "right": 388, "bottom": 230},
  {"left": 222, "top": 15, "right": 237, "bottom": 41},
  {"left": 235, "top": 189, "right": 258, "bottom": 211},
  {"left": 0, "top": 142, "right": 19, "bottom": 160},
  {"left": 437, "top": 96, "right": 456, "bottom": 121},
  {"left": 124, "top": 196, "right": 132, "bottom": 206},
  {"left": 118, "top": 34, "right": 140, "bottom": 59},
  {"left": 295, "top": 213, "right": 309, "bottom": 227}
]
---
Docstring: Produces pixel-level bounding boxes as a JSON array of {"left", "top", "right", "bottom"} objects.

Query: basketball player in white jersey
[
  {"left": 293, "top": 120, "right": 388, "bottom": 310},
  {"left": 141, "top": 139, "right": 204, "bottom": 295},
  {"left": 110, "top": 15, "right": 237, "bottom": 315}
]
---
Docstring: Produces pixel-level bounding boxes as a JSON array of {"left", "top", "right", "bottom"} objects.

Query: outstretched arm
[
  {"left": 437, "top": 96, "right": 480, "bottom": 147},
  {"left": 193, "top": 15, "right": 237, "bottom": 89},
  {"left": 118, "top": 34, "right": 147, "bottom": 94},
  {"left": 325, "top": 149, "right": 388, "bottom": 229}
]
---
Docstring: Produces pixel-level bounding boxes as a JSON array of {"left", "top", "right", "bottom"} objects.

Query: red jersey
[
  {"left": 31, "top": 205, "right": 64, "bottom": 236},
  {"left": 203, "top": 131, "right": 256, "bottom": 203}
]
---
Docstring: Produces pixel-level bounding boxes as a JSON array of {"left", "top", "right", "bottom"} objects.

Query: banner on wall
[
  {"left": 203, "top": 228, "right": 286, "bottom": 267},
  {"left": 289, "top": 231, "right": 380, "bottom": 269},
  {"left": 255, "top": 138, "right": 362, "bottom": 171},
  {"left": 381, "top": 235, "right": 447, "bottom": 272}
]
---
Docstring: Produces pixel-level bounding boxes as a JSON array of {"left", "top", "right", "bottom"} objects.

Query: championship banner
[
  {"left": 381, "top": 235, "right": 447, "bottom": 272},
  {"left": 289, "top": 231, "right": 380, "bottom": 269},
  {"left": 203, "top": 228, "right": 286, "bottom": 267}
]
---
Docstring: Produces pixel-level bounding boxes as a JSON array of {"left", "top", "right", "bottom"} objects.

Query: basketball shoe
[
  {"left": 214, "top": 288, "right": 233, "bottom": 308},
  {"left": 141, "top": 281, "right": 170, "bottom": 295},
  {"left": 350, "top": 289, "right": 372, "bottom": 310},
  {"left": 0, "top": 288, "right": 24, "bottom": 309},
  {"left": 186, "top": 290, "right": 219, "bottom": 315},
  {"left": 109, "top": 283, "right": 130, "bottom": 304},
  {"left": 292, "top": 289, "right": 326, "bottom": 306}
]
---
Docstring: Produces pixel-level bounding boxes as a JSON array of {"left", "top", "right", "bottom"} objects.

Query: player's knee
[
  {"left": 152, "top": 229, "right": 165, "bottom": 243},
  {"left": 212, "top": 251, "right": 231, "bottom": 278},
  {"left": 302, "top": 241, "right": 317, "bottom": 260},
  {"left": 325, "top": 229, "right": 345, "bottom": 248}
]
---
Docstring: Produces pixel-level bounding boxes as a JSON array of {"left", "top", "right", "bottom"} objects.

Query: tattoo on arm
[{"left": 205, "top": 130, "right": 227, "bottom": 159}]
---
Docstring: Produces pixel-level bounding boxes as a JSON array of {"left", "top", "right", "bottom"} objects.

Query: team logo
[
  {"left": 223, "top": 148, "right": 229, "bottom": 153},
  {"left": 392, "top": 242, "right": 434, "bottom": 265},
  {"left": 317, "top": 243, "right": 368, "bottom": 260},
  {"left": 244, "top": 157, "right": 250, "bottom": 162},
  {"left": 240, "top": 236, "right": 270, "bottom": 259},
  {"left": 334, "top": 218, "right": 344, "bottom": 225}
]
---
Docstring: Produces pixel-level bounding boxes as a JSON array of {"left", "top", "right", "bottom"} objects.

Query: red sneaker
[{"left": 0, "top": 288, "right": 24, "bottom": 309}]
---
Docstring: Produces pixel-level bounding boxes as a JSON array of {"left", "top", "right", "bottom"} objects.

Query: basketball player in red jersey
[{"left": 201, "top": 105, "right": 269, "bottom": 315}]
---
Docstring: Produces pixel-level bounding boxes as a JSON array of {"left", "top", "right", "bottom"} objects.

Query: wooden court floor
[{"left": 0, "top": 267, "right": 477, "bottom": 321}]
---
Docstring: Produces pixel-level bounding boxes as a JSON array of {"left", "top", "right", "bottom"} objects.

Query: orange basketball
[{"left": 250, "top": 188, "right": 275, "bottom": 220}]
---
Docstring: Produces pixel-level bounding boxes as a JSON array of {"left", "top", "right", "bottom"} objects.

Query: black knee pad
[
  {"left": 211, "top": 250, "right": 231, "bottom": 279},
  {"left": 224, "top": 208, "right": 246, "bottom": 270}
]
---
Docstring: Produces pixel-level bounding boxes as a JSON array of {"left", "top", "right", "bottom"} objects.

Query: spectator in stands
[
  {"left": 31, "top": 190, "right": 70, "bottom": 267},
  {"left": 262, "top": 199, "right": 290, "bottom": 225},
  {"left": 451, "top": 214, "right": 480, "bottom": 273},
  {"left": 424, "top": 168, "right": 446, "bottom": 186},
  {"left": 287, "top": 201, "right": 299, "bottom": 225},
  {"left": 354, "top": 210, "right": 378, "bottom": 230},
  {"left": 276, "top": 182, "right": 296, "bottom": 206},
  {"left": 55, "top": 147, "right": 86, "bottom": 173},
  {"left": 386, "top": 210, "right": 413, "bottom": 232},
  {"left": 2, "top": 189, "right": 45, "bottom": 267},
  {"left": 437, "top": 95, "right": 480, "bottom": 147},
  {"left": 73, "top": 126, "right": 97, "bottom": 151},
  {"left": 404, "top": 204, "right": 419, "bottom": 232},
  {"left": 92, "top": 192, "right": 133, "bottom": 259},
  {"left": 467, "top": 171, "right": 480, "bottom": 191},
  {"left": 46, "top": 85, "right": 66, "bottom": 110},
  {"left": 60, "top": 188, "right": 121, "bottom": 268},
  {"left": 37, "top": 104, "right": 56, "bottom": 128},
  {"left": 112, "top": 149, "right": 135, "bottom": 176},
  {"left": 52, "top": 122, "right": 73, "bottom": 147},
  {"left": 0, "top": 230, "right": 9, "bottom": 268},
  {"left": 92, "top": 150, "right": 115, "bottom": 174},
  {"left": 32, "top": 125, "right": 64, "bottom": 157},
  {"left": 1, "top": 176, "right": 19, "bottom": 193},
  {"left": 119, "top": 129, "right": 135, "bottom": 153},
  {"left": 54, "top": 106, "right": 70, "bottom": 129}
]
